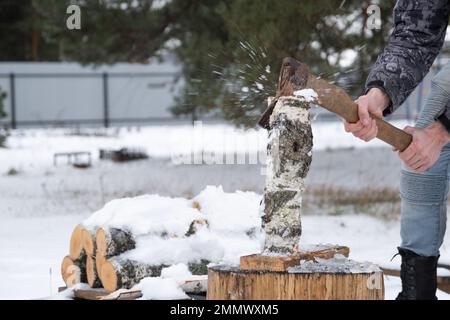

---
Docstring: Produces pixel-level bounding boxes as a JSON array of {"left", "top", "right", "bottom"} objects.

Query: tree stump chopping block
[{"left": 207, "top": 265, "right": 384, "bottom": 300}]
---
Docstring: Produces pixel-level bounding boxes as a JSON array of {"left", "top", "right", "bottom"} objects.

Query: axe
[{"left": 258, "top": 57, "right": 413, "bottom": 152}]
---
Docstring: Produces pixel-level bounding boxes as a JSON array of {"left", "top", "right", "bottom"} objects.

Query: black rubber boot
[{"left": 396, "top": 247, "right": 439, "bottom": 300}]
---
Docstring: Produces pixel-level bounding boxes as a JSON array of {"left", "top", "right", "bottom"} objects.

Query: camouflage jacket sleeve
[{"left": 366, "top": 0, "right": 450, "bottom": 116}]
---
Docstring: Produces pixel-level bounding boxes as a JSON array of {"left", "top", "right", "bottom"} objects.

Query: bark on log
[
  {"left": 262, "top": 97, "right": 313, "bottom": 254},
  {"left": 61, "top": 255, "right": 87, "bottom": 287},
  {"left": 69, "top": 225, "right": 86, "bottom": 260},
  {"left": 207, "top": 265, "right": 384, "bottom": 300},
  {"left": 82, "top": 228, "right": 96, "bottom": 257},
  {"left": 100, "top": 258, "right": 167, "bottom": 293},
  {"left": 100, "top": 258, "right": 211, "bottom": 293},
  {"left": 185, "top": 219, "right": 208, "bottom": 237},
  {"left": 96, "top": 227, "right": 136, "bottom": 258},
  {"left": 86, "top": 255, "right": 103, "bottom": 288}
]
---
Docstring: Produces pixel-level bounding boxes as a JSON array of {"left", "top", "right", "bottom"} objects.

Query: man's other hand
[
  {"left": 399, "top": 122, "right": 450, "bottom": 173},
  {"left": 344, "top": 88, "right": 390, "bottom": 142}
]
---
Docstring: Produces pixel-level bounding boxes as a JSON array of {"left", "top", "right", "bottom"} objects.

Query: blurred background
[
  {"left": 1, "top": 0, "right": 450, "bottom": 299},
  {"left": 1, "top": 0, "right": 448, "bottom": 130}
]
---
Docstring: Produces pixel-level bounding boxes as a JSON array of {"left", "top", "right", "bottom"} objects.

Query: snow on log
[
  {"left": 69, "top": 225, "right": 86, "bottom": 260},
  {"left": 61, "top": 255, "right": 87, "bottom": 287},
  {"left": 82, "top": 228, "right": 97, "bottom": 257},
  {"left": 193, "top": 186, "right": 262, "bottom": 236},
  {"left": 263, "top": 96, "right": 313, "bottom": 254},
  {"left": 83, "top": 195, "right": 202, "bottom": 238},
  {"left": 86, "top": 255, "right": 102, "bottom": 288},
  {"left": 96, "top": 227, "right": 136, "bottom": 258}
]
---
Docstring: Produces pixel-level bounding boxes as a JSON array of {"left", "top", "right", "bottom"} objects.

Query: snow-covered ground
[
  {"left": 1, "top": 122, "right": 449, "bottom": 300},
  {"left": 0, "top": 121, "right": 412, "bottom": 173}
]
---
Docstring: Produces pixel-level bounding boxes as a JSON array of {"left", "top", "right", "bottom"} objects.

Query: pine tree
[{"left": 0, "top": 0, "right": 397, "bottom": 127}]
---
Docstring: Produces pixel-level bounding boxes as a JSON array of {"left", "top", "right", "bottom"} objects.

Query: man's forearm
[{"left": 366, "top": 0, "right": 450, "bottom": 115}]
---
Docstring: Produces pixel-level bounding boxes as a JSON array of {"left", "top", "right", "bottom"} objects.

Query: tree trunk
[
  {"left": 262, "top": 97, "right": 313, "bottom": 254},
  {"left": 96, "top": 227, "right": 136, "bottom": 258},
  {"left": 86, "top": 255, "right": 102, "bottom": 288},
  {"left": 69, "top": 225, "right": 86, "bottom": 260},
  {"left": 61, "top": 255, "right": 87, "bottom": 287}
]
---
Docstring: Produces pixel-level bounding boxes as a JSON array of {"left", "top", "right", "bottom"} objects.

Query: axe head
[{"left": 258, "top": 57, "right": 310, "bottom": 129}]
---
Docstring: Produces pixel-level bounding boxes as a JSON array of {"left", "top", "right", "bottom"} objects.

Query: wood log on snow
[
  {"left": 96, "top": 227, "right": 136, "bottom": 258},
  {"left": 82, "top": 228, "right": 97, "bottom": 257},
  {"left": 86, "top": 255, "right": 102, "bottom": 288},
  {"left": 69, "top": 225, "right": 86, "bottom": 260},
  {"left": 61, "top": 255, "right": 87, "bottom": 287},
  {"left": 100, "top": 258, "right": 211, "bottom": 293},
  {"left": 262, "top": 96, "right": 313, "bottom": 254},
  {"left": 100, "top": 258, "right": 167, "bottom": 293}
]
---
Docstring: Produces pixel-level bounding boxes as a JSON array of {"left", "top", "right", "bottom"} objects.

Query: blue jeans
[{"left": 400, "top": 63, "right": 450, "bottom": 257}]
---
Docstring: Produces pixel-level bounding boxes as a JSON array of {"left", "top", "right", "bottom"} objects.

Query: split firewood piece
[
  {"left": 96, "top": 227, "right": 136, "bottom": 258},
  {"left": 61, "top": 255, "right": 87, "bottom": 287},
  {"left": 262, "top": 96, "right": 313, "bottom": 254},
  {"left": 86, "top": 255, "right": 102, "bottom": 288},
  {"left": 96, "top": 251, "right": 106, "bottom": 278},
  {"left": 100, "top": 258, "right": 168, "bottom": 293},
  {"left": 82, "top": 228, "right": 97, "bottom": 257},
  {"left": 69, "top": 225, "right": 86, "bottom": 260}
]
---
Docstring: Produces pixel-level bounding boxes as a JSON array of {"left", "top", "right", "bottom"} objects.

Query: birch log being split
[{"left": 263, "top": 96, "right": 313, "bottom": 254}]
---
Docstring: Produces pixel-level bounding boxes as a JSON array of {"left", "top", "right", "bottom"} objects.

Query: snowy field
[{"left": 1, "top": 121, "right": 450, "bottom": 300}]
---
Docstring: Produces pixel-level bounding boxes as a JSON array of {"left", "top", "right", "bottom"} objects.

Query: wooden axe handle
[{"left": 308, "top": 76, "right": 413, "bottom": 152}]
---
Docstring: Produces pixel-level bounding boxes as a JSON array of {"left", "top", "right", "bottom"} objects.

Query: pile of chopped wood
[{"left": 61, "top": 219, "right": 209, "bottom": 294}]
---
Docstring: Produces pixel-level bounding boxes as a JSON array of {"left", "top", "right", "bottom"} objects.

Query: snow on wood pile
[{"left": 61, "top": 186, "right": 265, "bottom": 296}]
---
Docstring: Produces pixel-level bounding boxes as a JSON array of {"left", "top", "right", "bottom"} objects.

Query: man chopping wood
[{"left": 345, "top": 0, "right": 450, "bottom": 300}]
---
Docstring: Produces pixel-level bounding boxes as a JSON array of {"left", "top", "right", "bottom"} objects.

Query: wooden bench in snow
[{"left": 53, "top": 151, "right": 92, "bottom": 168}]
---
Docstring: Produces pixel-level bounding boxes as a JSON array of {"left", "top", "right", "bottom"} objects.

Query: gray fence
[
  {"left": 0, "top": 56, "right": 448, "bottom": 129},
  {"left": 0, "top": 69, "right": 180, "bottom": 129}
]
